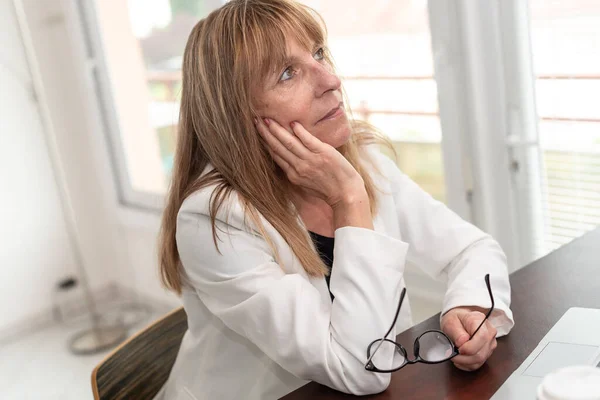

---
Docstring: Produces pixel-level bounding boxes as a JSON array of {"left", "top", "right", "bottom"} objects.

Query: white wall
[
  {"left": 0, "top": 0, "right": 80, "bottom": 332},
  {"left": 0, "top": 0, "right": 179, "bottom": 338},
  {"left": 13, "top": 0, "right": 180, "bottom": 310},
  {"left": 17, "top": 0, "right": 121, "bottom": 290}
]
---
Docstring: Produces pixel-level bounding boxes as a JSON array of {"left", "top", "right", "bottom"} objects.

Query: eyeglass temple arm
[
  {"left": 469, "top": 274, "right": 495, "bottom": 340},
  {"left": 365, "top": 287, "right": 406, "bottom": 367},
  {"left": 383, "top": 287, "right": 406, "bottom": 340}
]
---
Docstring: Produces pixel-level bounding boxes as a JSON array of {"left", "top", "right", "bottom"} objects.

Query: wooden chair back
[{"left": 91, "top": 307, "right": 187, "bottom": 400}]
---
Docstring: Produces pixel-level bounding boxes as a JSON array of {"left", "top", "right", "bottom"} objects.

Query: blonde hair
[{"left": 158, "top": 0, "right": 393, "bottom": 294}]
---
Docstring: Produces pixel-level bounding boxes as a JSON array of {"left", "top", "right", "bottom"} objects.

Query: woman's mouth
[{"left": 317, "top": 102, "right": 344, "bottom": 124}]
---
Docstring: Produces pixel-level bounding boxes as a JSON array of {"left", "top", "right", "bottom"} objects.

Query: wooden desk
[{"left": 282, "top": 228, "right": 600, "bottom": 400}]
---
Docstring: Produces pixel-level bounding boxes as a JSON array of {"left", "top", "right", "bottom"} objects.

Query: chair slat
[{"left": 92, "top": 307, "right": 188, "bottom": 400}]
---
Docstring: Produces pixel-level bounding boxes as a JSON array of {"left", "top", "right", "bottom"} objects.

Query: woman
[{"left": 156, "top": 1, "right": 514, "bottom": 399}]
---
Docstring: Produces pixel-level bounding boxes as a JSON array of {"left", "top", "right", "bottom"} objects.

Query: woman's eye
[
  {"left": 278, "top": 49, "right": 325, "bottom": 82},
  {"left": 279, "top": 67, "right": 294, "bottom": 82},
  {"left": 314, "top": 47, "right": 325, "bottom": 61}
]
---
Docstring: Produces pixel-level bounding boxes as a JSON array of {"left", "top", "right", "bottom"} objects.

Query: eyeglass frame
[{"left": 365, "top": 274, "right": 495, "bottom": 373}]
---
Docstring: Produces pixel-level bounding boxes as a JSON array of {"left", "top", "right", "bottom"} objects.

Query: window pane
[
  {"left": 529, "top": 0, "right": 600, "bottom": 254},
  {"left": 93, "top": 0, "right": 223, "bottom": 195},
  {"left": 343, "top": 79, "right": 439, "bottom": 114}
]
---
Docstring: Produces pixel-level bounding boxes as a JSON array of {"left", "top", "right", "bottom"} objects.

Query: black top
[{"left": 308, "top": 231, "right": 335, "bottom": 301}]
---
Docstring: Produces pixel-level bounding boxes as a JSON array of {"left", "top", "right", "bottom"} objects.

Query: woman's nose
[{"left": 313, "top": 63, "right": 341, "bottom": 97}]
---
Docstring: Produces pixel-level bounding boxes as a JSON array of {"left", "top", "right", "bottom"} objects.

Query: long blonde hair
[{"left": 158, "top": 0, "right": 393, "bottom": 294}]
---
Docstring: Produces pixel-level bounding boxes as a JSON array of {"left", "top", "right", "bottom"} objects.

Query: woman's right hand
[{"left": 255, "top": 118, "right": 366, "bottom": 209}]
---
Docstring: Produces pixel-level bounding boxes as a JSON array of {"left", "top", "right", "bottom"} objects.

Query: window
[{"left": 529, "top": 0, "right": 600, "bottom": 254}]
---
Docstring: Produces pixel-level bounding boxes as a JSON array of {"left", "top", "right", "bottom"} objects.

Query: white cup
[{"left": 537, "top": 365, "right": 600, "bottom": 400}]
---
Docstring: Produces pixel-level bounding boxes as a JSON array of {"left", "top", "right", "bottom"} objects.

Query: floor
[
  {"left": 0, "top": 300, "right": 439, "bottom": 400},
  {"left": 0, "top": 301, "right": 165, "bottom": 400},
  {"left": 0, "top": 321, "right": 113, "bottom": 400}
]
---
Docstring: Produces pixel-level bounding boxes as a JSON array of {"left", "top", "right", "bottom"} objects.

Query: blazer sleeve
[
  {"left": 176, "top": 199, "right": 409, "bottom": 396},
  {"left": 370, "top": 150, "right": 515, "bottom": 336}
]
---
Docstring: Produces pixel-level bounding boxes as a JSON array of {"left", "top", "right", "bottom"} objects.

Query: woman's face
[{"left": 253, "top": 38, "right": 351, "bottom": 149}]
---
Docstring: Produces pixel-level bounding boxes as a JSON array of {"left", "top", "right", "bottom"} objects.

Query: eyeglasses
[{"left": 365, "top": 274, "right": 494, "bottom": 373}]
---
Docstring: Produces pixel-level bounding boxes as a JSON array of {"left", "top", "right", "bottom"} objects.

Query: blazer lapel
[{"left": 260, "top": 214, "right": 333, "bottom": 306}]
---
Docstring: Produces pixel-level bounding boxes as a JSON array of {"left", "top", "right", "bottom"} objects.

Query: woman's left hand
[{"left": 440, "top": 306, "right": 498, "bottom": 371}]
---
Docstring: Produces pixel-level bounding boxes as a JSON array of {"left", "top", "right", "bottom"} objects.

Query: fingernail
[
  {"left": 253, "top": 117, "right": 258, "bottom": 125},
  {"left": 290, "top": 121, "right": 296, "bottom": 128},
  {"left": 263, "top": 118, "right": 270, "bottom": 126}
]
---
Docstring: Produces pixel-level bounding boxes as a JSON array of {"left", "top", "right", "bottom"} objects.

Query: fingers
[
  {"left": 452, "top": 321, "right": 498, "bottom": 371},
  {"left": 443, "top": 310, "right": 498, "bottom": 372},
  {"left": 458, "top": 317, "right": 497, "bottom": 356},
  {"left": 442, "top": 315, "right": 471, "bottom": 349},
  {"left": 256, "top": 118, "right": 309, "bottom": 162},
  {"left": 255, "top": 118, "right": 296, "bottom": 165},
  {"left": 452, "top": 338, "right": 497, "bottom": 371},
  {"left": 270, "top": 150, "right": 291, "bottom": 173},
  {"left": 290, "top": 121, "right": 324, "bottom": 152}
]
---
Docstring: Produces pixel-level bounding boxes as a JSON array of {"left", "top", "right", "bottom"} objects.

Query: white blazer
[{"left": 155, "top": 149, "right": 514, "bottom": 400}]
